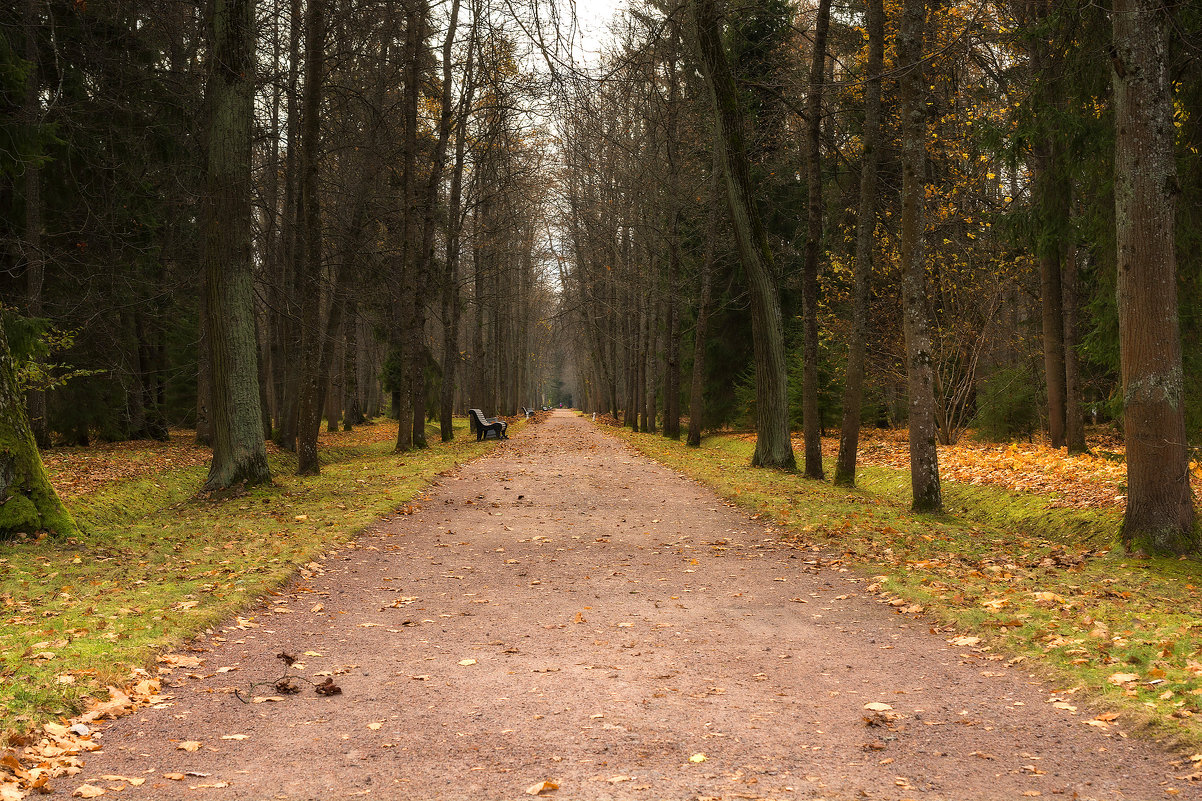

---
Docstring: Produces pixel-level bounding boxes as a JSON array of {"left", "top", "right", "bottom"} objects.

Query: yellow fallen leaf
[
  {"left": 163, "top": 774, "right": 185, "bottom": 781},
  {"left": 1107, "top": 672, "right": 1139, "bottom": 685},
  {"left": 72, "top": 786, "right": 105, "bottom": 798},
  {"left": 44, "top": 722, "right": 69, "bottom": 737},
  {"left": 99, "top": 776, "right": 145, "bottom": 786},
  {"left": 948, "top": 636, "right": 980, "bottom": 647},
  {"left": 689, "top": 753, "right": 706, "bottom": 763},
  {"left": 177, "top": 741, "right": 202, "bottom": 752},
  {"left": 311, "top": 604, "right": 324, "bottom": 613},
  {"left": 367, "top": 722, "right": 383, "bottom": 730},
  {"left": 525, "top": 780, "right": 558, "bottom": 795},
  {"left": 864, "top": 702, "right": 893, "bottom": 712},
  {"left": 458, "top": 659, "right": 477, "bottom": 666},
  {"left": 252, "top": 696, "right": 286, "bottom": 703},
  {"left": 220, "top": 734, "right": 249, "bottom": 740}
]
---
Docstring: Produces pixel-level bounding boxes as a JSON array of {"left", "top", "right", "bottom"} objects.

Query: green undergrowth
[
  {"left": 612, "top": 426, "right": 1202, "bottom": 749},
  {"left": 0, "top": 418, "right": 502, "bottom": 741}
]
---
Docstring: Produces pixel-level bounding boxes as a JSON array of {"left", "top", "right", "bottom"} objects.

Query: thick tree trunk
[
  {"left": 0, "top": 320, "right": 77, "bottom": 537},
  {"left": 294, "top": 0, "right": 328, "bottom": 476},
  {"left": 897, "top": 0, "right": 941, "bottom": 512},
  {"left": 196, "top": 266, "right": 213, "bottom": 445},
  {"left": 801, "top": 0, "right": 831, "bottom": 480},
  {"left": 692, "top": 0, "right": 795, "bottom": 470},
  {"left": 1112, "top": 0, "right": 1195, "bottom": 553},
  {"left": 201, "top": 0, "right": 270, "bottom": 490},
  {"left": 834, "top": 0, "right": 884, "bottom": 487}
]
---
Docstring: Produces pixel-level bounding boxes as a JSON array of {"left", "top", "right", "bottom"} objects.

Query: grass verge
[
  {"left": 610, "top": 426, "right": 1202, "bottom": 748},
  {"left": 0, "top": 418, "right": 501, "bottom": 741}
]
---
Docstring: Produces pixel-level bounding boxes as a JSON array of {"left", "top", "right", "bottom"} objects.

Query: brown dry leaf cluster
[
  {"left": 783, "top": 428, "right": 1202, "bottom": 511},
  {"left": 1, "top": 679, "right": 165, "bottom": 799}
]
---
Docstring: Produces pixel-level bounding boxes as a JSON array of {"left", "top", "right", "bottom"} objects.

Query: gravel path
[{"left": 69, "top": 411, "right": 1197, "bottom": 800}]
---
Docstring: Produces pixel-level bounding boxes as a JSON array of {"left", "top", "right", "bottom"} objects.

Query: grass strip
[
  {"left": 612, "top": 425, "right": 1202, "bottom": 748},
  {"left": 0, "top": 418, "right": 500, "bottom": 741}
]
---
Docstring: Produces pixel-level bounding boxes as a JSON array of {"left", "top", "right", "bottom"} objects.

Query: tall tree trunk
[
  {"left": 801, "top": 0, "right": 832, "bottom": 480},
  {"left": 295, "top": 0, "right": 328, "bottom": 476},
  {"left": 897, "top": 0, "right": 941, "bottom": 512},
  {"left": 1062, "top": 245, "right": 1086, "bottom": 453},
  {"left": 0, "top": 320, "right": 77, "bottom": 537},
  {"left": 692, "top": 0, "right": 795, "bottom": 470},
  {"left": 202, "top": 0, "right": 271, "bottom": 490},
  {"left": 21, "top": 0, "right": 48, "bottom": 450},
  {"left": 196, "top": 266, "right": 213, "bottom": 445},
  {"left": 834, "top": 0, "right": 884, "bottom": 487},
  {"left": 1035, "top": 143, "right": 1068, "bottom": 447},
  {"left": 1111, "top": 0, "right": 1195, "bottom": 553}
]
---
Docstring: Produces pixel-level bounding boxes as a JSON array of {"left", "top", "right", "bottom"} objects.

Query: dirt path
[{"left": 69, "top": 411, "right": 1196, "bottom": 800}]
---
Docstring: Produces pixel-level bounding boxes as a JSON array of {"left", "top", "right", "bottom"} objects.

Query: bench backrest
[{"left": 468, "top": 409, "right": 487, "bottom": 430}]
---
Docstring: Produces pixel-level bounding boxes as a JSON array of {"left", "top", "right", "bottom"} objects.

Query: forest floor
[{"left": 18, "top": 410, "right": 1201, "bottom": 800}]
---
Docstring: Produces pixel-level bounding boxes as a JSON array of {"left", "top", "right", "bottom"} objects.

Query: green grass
[
  {"left": 613, "top": 427, "right": 1202, "bottom": 748},
  {"left": 0, "top": 418, "right": 499, "bottom": 741}
]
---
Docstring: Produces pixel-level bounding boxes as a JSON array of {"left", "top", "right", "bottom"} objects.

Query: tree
[
  {"left": 1111, "top": 0, "right": 1195, "bottom": 552},
  {"left": 897, "top": 0, "right": 941, "bottom": 512},
  {"left": 201, "top": 0, "right": 271, "bottom": 490},
  {"left": 0, "top": 314, "right": 77, "bottom": 538},
  {"left": 692, "top": 0, "right": 794, "bottom": 470},
  {"left": 834, "top": 0, "right": 884, "bottom": 488},
  {"left": 800, "top": 0, "right": 831, "bottom": 480}
]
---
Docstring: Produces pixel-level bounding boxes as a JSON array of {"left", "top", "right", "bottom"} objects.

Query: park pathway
[{"left": 72, "top": 411, "right": 1195, "bottom": 800}]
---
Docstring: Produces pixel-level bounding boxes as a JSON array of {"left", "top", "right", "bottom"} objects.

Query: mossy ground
[
  {"left": 612, "top": 425, "right": 1202, "bottom": 747},
  {"left": 0, "top": 418, "right": 499, "bottom": 741}
]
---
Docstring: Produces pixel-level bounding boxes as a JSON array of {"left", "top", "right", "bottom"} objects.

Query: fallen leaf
[
  {"left": 458, "top": 659, "right": 477, "bottom": 666},
  {"left": 99, "top": 776, "right": 145, "bottom": 786},
  {"left": 220, "top": 734, "right": 249, "bottom": 740},
  {"left": 72, "top": 786, "right": 105, "bottom": 798},
  {"left": 177, "top": 741, "right": 202, "bottom": 752},
  {"left": 163, "top": 774, "right": 185, "bottom": 781},
  {"left": 251, "top": 696, "right": 286, "bottom": 703},
  {"left": 864, "top": 702, "right": 893, "bottom": 712},
  {"left": 948, "top": 636, "right": 981, "bottom": 647},
  {"left": 315, "top": 678, "right": 341, "bottom": 696},
  {"left": 367, "top": 722, "right": 383, "bottom": 730},
  {"left": 606, "top": 775, "right": 634, "bottom": 783},
  {"left": 689, "top": 753, "right": 707, "bottom": 763},
  {"left": 1107, "top": 672, "right": 1139, "bottom": 685},
  {"left": 525, "top": 780, "right": 558, "bottom": 795},
  {"left": 190, "top": 782, "right": 230, "bottom": 790}
]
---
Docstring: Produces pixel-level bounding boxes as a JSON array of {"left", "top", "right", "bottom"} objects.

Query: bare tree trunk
[
  {"left": 692, "top": 0, "right": 795, "bottom": 470},
  {"left": 834, "top": 0, "right": 884, "bottom": 487},
  {"left": 1112, "top": 0, "right": 1195, "bottom": 553},
  {"left": 1035, "top": 137, "right": 1067, "bottom": 447},
  {"left": 196, "top": 265, "right": 213, "bottom": 444},
  {"left": 343, "top": 295, "right": 361, "bottom": 429},
  {"left": 801, "top": 0, "right": 832, "bottom": 479},
  {"left": 897, "top": 0, "right": 941, "bottom": 512},
  {"left": 202, "top": 0, "right": 271, "bottom": 490}
]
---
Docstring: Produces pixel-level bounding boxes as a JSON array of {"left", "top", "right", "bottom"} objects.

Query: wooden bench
[
  {"left": 522, "top": 407, "right": 535, "bottom": 419},
  {"left": 469, "top": 408, "right": 508, "bottom": 441}
]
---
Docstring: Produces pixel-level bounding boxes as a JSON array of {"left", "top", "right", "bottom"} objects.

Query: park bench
[
  {"left": 469, "top": 408, "right": 508, "bottom": 441},
  {"left": 522, "top": 407, "right": 535, "bottom": 419}
]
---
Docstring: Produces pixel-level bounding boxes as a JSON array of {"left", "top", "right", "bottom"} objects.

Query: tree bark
[
  {"left": 692, "top": 0, "right": 795, "bottom": 470},
  {"left": 897, "top": 0, "right": 941, "bottom": 512},
  {"left": 834, "top": 0, "right": 884, "bottom": 487},
  {"left": 201, "top": 0, "right": 271, "bottom": 491},
  {"left": 801, "top": 0, "right": 831, "bottom": 480},
  {"left": 295, "top": 0, "right": 328, "bottom": 476},
  {"left": 1112, "top": 0, "right": 1195, "bottom": 552},
  {"left": 0, "top": 318, "right": 77, "bottom": 537}
]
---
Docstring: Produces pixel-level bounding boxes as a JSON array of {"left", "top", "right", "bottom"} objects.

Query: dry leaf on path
[
  {"left": 163, "top": 774, "right": 185, "bottom": 781},
  {"left": 98, "top": 775, "right": 145, "bottom": 786},
  {"left": 458, "top": 659, "right": 477, "bottom": 666},
  {"left": 525, "top": 780, "right": 558, "bottom": 795},
  {"left": 864, "top": 702, "right": 893, "bottom": 712},
  {"left": 219, "top": 734, "right": 249, "bottom": 740},
  {"left": 1107, "top": 672, "right": 1139, "bottom": 685},
  {"left": 688, "top": 753, "right": 706, "bottom": 763},
  {"left": 367, "top": 722, "right": 383, "bottom": 730},
  {"left": 71, "top": 786, "right": 105, "bottom": 798},
  {"left": 177, "top": 741, "right": 202, "bottom": 752}
]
